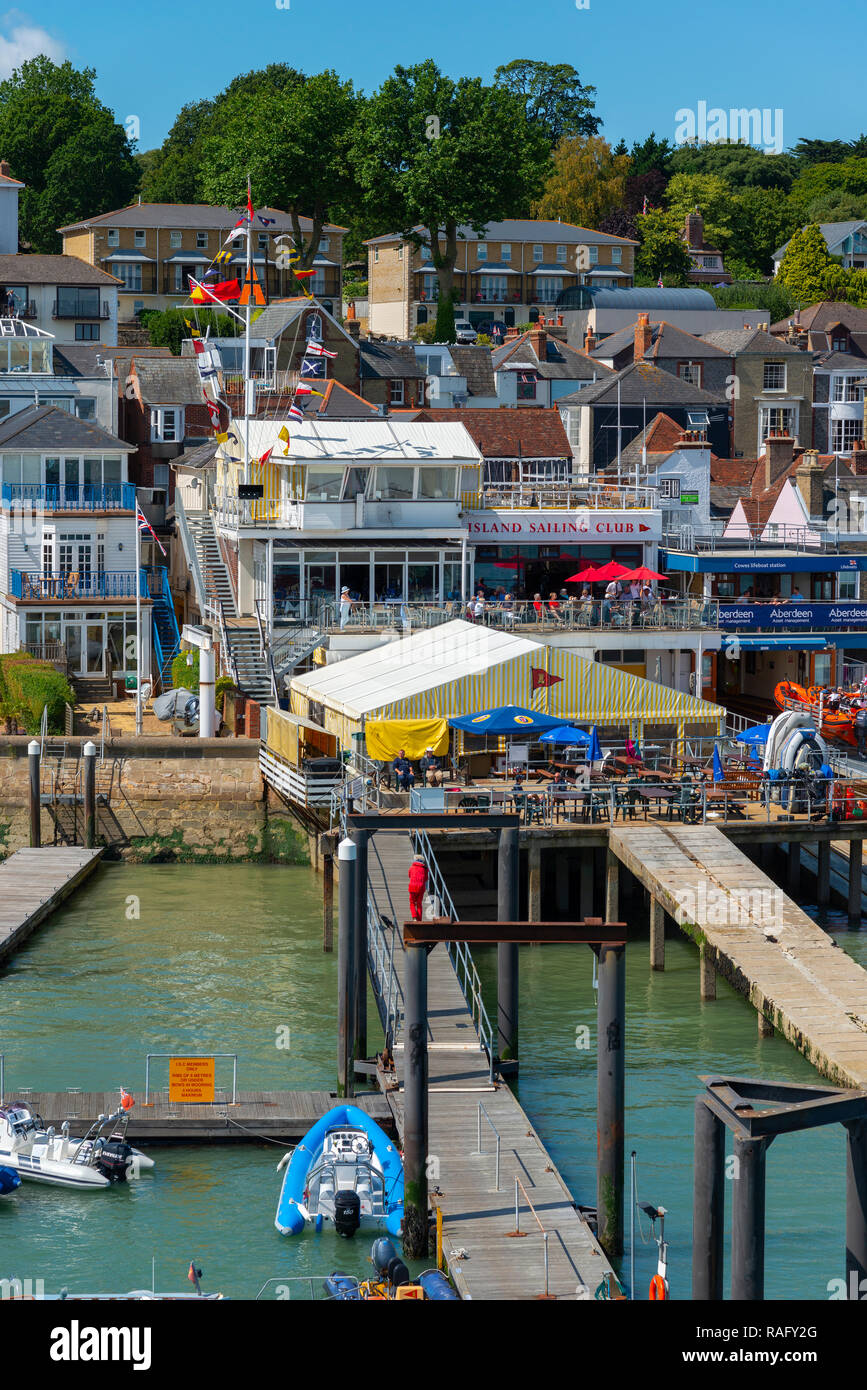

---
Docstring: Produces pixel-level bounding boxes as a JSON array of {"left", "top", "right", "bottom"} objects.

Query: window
[
  {"left": 420, "top": 242, "right": 432, "bottom": 262},
  {"left": 611, "top": 247, "right": 622, "bottom": 265},
  {"left": 759, "top": 405, "right": 797, "bottom": 442},
  {"left": 398, "top": 245, "right": 403, "bottom": 261},
  {"left": 258, "top": 233, "right": 269, "bottom": 250},
  {"left": 659, "top": 477, "right": 681, "bottom": 499},
  {"left": 306, "top": 313, "right": 323, "bottom": 341},
  {"left": 536, "top": 276, "right": 563, "bottom": 303},
  {"left": 832, "top": 375, "right": 863, "bottom": 403},
  {"left": 702, "top": 255, "right": 720, "bottom": 269},
  {"left": 389, "top": 379, "right": 404, "bottom": 405},
  {"left": 134, "top": 229, "right": 146, "bottom": 247},
  {"left": 318, "top": 237, "right": 330, "bottom": 253},
  {"left": 416, "top": 306, "right": 428, "bottom": 325},
  {"left": 75, "top": 324, "right": 99, "bottom": 341},
  {"left": 374, "top": 247, "right": 379, "bottom": 263},
  {"left": 501, "top": 244, "right": 511, "bottom": 262},
  {"left": 556, "top": 244, "right": 567, "bottom": 263},
  {"left": 677, "top": 362, "right": 702, "bottom": 387},
  {"left": 196, "top": 231, "right": 208, "bottom": 249},
  {"left": 150, "top": 407, "right": 182, "bottom": 442},
  {"left": 478, "top": 274, "right": 507, "bottom": 302},
  {"left": 763, "top": 360, "right": 786, "bottom": 391},
  {"left": 832, "top": 333, "right": 848, "bottom": 352},
  {"left": 113, "top": 263, "right": 142, "bottom": 292},
  {"left": 76, "top": 399, "right": 96, "bottom": 421},
  {"left": 832, "top": 418, "right": 862, "bottom": 453},
  {"left": 517, "top": 371, "right": 537, "bottom": 400},
  {"left": 417, "top": 467, "right": 455, "bottom": 499},
  {"left": 57, "top": 287, "right": 100, "bottom": 317},
  {"left": 532, "top": 244, "right": 544, "bottom": 262},
  {"left": 588, "top": 245, "right": 599, "bottom": 264},
  {"left": 170, "top": 231, "right": 182, "bottom": 248},
  {"left": 107, "top": 229, "right": 119, "bottom": 247},
  {"left": 375, "top": 466, "right": 414, "bottom": 500},
  {"left": 419, "top": 274, "right": 439, "bottom": 301},
  {"left": 476, "top": 243, "right": 487, "bottom": 261},
  {"left": 304, "top": 467, "right": 344, "bottom": 501}
]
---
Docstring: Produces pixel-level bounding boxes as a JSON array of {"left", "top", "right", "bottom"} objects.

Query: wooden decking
[
  {"left": 609, "top": 823, "right": 867, "bottom": 1089},
  {"left": 367, "top": 830, "right": 614, "bottom": 1300},
  {"left": 9, "top": 1091, "right": 392, "bottom": 1142},
  {"left": 0, "top": 847, "right": 104, "bottom": 964}
]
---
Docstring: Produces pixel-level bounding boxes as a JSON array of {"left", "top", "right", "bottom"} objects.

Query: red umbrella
[
  {"left": 566, "top": 561, "right": 632, "bottom": 583},
  {"left": 617, "top": 565, "right": 668, "bottom": 582}
]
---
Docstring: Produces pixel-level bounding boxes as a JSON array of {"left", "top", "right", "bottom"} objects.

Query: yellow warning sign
[{"left": 168, "top": 1056, "right": 216, "bottom": 1104}]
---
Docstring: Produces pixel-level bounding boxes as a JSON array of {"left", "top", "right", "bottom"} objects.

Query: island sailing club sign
[{"left": 466, "top": 510, "right": 661, "bottom": 543}]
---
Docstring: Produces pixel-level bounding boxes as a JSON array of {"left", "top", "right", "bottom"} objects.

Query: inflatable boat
[
  {"left": 774, "top": 681, "right": 860, "bottom": 747},
  {"left": 324, "top": 1238, "right": 460, "bottom": 1300},
  {"left": 275, "top": 1105, "right": 404, "bottom": 1238}
]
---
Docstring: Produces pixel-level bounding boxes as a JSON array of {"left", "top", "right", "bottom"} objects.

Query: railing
[
  {"left": 173, "top": 491, "right": 208, "bottom": 615},
  {"left": 719, "top": 600, "right": 867, "bottom": 633},
  {"left": 412, "top": 828, "right": 495, "bottom": 1082},
  {"left": 24, "top": 642, "right": 67, "bottom": 669},
  {"left": 324, "top": 597, "right": 719, "bottom": 634},
  {"left": 512, "top": 1176, "right": 551, "bottom": 1298},
  {"left": 2, "top": 482, "right": 136, "bottom": 512},
  {"left": 259, "top": 746, "right": 343, "bottom": 807},
  {"left": 11, "top": 569, "right": 146, "bottom": 600},
  {"left": 464, "top": 482, "right": 659, "bottom": 511},
  {"left": 52, "top": 298, "right": 111, "bottom": 320},
  {"left": 215, "top": 597, "right": 239, "bottom": 685},
  {"left": 663, "top": 523, "right": 846, "bottom": 554},
  {"left": 367, "top": 836, "right": 405, "bottom": 1051}
]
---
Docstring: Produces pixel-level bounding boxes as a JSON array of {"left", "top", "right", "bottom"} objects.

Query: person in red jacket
[{"left": 408, "top": 854, "right": 428, "bottom": 920}]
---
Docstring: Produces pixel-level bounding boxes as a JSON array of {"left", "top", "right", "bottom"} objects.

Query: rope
[{"left": 224, "top": 1116, "right": 298, "bottom": 1147}]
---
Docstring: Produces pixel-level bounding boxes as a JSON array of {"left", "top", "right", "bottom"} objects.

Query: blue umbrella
[
  {"left": 713, "top": 745, "right": 723, "bottom": 782},
  {"left": 448, "top": 704, "right": 565, "bottom": 735},
  {"left": 539, "top": 725, "right": 592, "bottom": 746},
  {"left": 734, "top": 723, "right": 774, "bottom": 746},
  {"left": 588, "top": 726, "right": 603, "bottom": 763}
]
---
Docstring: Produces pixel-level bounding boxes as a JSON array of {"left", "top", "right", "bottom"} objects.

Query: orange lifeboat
[{"left": 773, "top": 682, "right": 859, "bottom": 747}]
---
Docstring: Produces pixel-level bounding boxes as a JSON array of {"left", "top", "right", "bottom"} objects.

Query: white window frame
[
  {"left": 532, "top": 244, "right": 544, "bottom": 262},
  {"left": 588, "top": 245, "right": 599, "bottom": 265},
  {"left": 501, "top": 243, "right": 511, "bottom": 262},
  {"left": 763, "top": 360, "right": 787, "bottom": 392},
  {"left": 134, "top": 229, "right": 146, "bottom": 247},
  {"left": 318, "top": 237, "right": 330, "bottom": 253},
  {"left": 758, "top": 405, "right": 797, "bottom": 447},
  {"left": 170, "top": 231, "right": 182, "bottom": 248},
  {"left": 150, "top": 406, "right": 183, "bottom": 443},
  {"left": 106, "top": 229, "right": 119, "bottom": 247},
  {"left": 611, "top": 247, "right": 622, "bottom": 265},
  {"left": 832, "top": 417, "right": 862, "bottom": 453},
  {"left": 196, "top": 231, "right": 208, "bottom": 249},
  {"left": 659, "top": 477, "right": 681, "bottom": 500},
  {"left": 389, "top": 379, "right": 405, "bottom": 405},
  {"left": 476, "top": 243, "right": 488, "bottom": 262},
  {"left": 374, "top": 247, "right": 379, "bottom": 263},
  {"left": 555, "top": 244, "right": 567, "bottom": 263}
]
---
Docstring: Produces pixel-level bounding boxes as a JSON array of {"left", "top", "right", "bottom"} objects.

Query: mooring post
[
  {"left": 692, "top": 1096, "right": 725, "bottom": 1300},
  {"left": 27, "top": 739, "right": 40, "bottom": 848},
  {"left": 352, "top": 828, "right": 369, "bottom": 1066},
  {"left": 699, "top": 941, "right": 716, "bottom": 1000},
  {"left": 786, "top": 840, "right": 801, "bottom": 897},
  {"left": 649, "top": 896, "right": 665, "bottom": 972},
  {"left": 528, "top": 840, "right": 542, "bottom": 921},
  {"left": 83, "top": 740, "right": 97, "bottom": 849},
  {"left": 322, "top": 853, "right": 334, "bottom": 952},
  {"left": 337, "top": 837, "right": 356, "bottom": 1098},
  {"left": 497, "top": 826, "right": 520, "bottom": 1065},
  {"left": 848, "top": 838, "right": 863, "bottom": 929},
  {"left": 845, "top": 1118, "right": 867, "bottom": 1296},
  {"left": 605, "top": 851, "right": 619, "bottom": 921},
  {"left": 596, "top": 940, "right": 625, "bottom": 1258},
  {"left": 403, "top": 941, "right": 429, "bottom": 1259},
  {"left": 731, "top": 1135, "right": 768, "bottom": 1301},
  {"left": 579, "top": 847, "right": 594, "bottom": 918},
  {"left": 817, "top": 838, "right": 831, "bottom": 909}
]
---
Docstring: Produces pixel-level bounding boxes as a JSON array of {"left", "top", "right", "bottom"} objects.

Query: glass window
[
  {"left": 832, "top": 418, "right": 861, "bottom": 452},
  {"left": 318, "top": 237, "right": 330, "bottom": 253},
  {"left": 556, "top": 244, "right": 567, "bottom": 263},
  {"left": 103, "top": 456, "right": 122, "bottom": 482},
  {"left": 170, "top": 231, "right": 182, "bottom": 248},
  {"left": 408, "top": 563, "right": 436, "bottom": 601},
  {"left": 21, "top": 454, "right": 39, "bottom": 483},
  {"left": 588, "top": 245, "right": 599, "bottom": 264},
  {"left": 1, "top": 452, "right": 21, "bottom": 484},
  {"left": 763, "top": 361, "right": 786, "bottom": 390},
  {"left": 304, "top": 467, "right": 344, "bottom": 500},
  {"left": 376, "top": 467, "right": 414, "bottom": 500},
  {"left": 536, "top": 277, "right": 563, "bottom": 303},
  {"left": 389, "top": 380, "right": 404, "bottom": 405},
  {"left": 75, "top": 324, "right": 100, "bottom": 341},
  {"left": 306, "top": 553, "right": 336, "bottom": 601},
  {"left": 611, "top": 247, "right": 622, "bottom": 265},
  {"left": 196, "top": 231, "right": 208, "bottom": 249},
  {"left": 374, "top": 561, "right": 405, "bottom": 600},
  {"left": 84, "top": 457, "right": 101, "bottom": 484},
  {"left": 420, "top": 243, "right": 432, "bottom": 262},
  {"left": 417, "top": 467, "right": 455, "bottom": 500},
  {"left": 9, "top": 341, "right": 28, "bottom": 371},
  {"left": 478, "top": 275, "right": 507, "bottom": 302},
  {"left": 532, "top": 244, "right": 544, "bottom": 262},
  {"left": 45, "top": 456, "right": 60, "bottom": 485},
  {"left": 476, "top": 243, "right": 487, "bottom": 261},
  {"left": 398, "top": 245, "right": 403, "bottom": 261},
  {"left": 501, "top": 244, "right": 511, "bottom": 262},
  {"left": 342, "top": 466, "right": 368, "bottom": 497},
  {"left": 107, "top": 229, "right": 119, "bottom": 247},
  {"left": 114, "top": 263, "right": 142, "bottom": 292},
  {"left": 76, "top": 399, "right": 97, "bottom": 421},
  {"left": 134, "top": 229, "right": 146, "bottom": 246}
]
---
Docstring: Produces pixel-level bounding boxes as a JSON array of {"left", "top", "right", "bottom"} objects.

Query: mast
[{"left": 243, "top": 171, "right": 253, "bottom": 485}]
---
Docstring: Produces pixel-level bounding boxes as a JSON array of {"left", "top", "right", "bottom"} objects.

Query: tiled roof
[
  {"left": 411, "top": 406, "right": 571, "bottom": 458},
  {"left": 172, "top": 440, "right": 219, "bottom": 471},
  {"left": 59, "top": 203, "right": 347, "bottom": 233},
  {"left": 770, "top": 301, "right": 867, "bottom": 335},
  {"left": 131, "top": 357, "right": 204, "bottom": 405},
  {"left": 293, "top": 380, "right": 380, "bottom": 418},
  {"left": 558, "top": 358, "right": 724, "bottom": 407},
  {"left": 618, "top": 412, "right": 716, "bottom": 466},
  {"left": 493, "top": 331, "right": 606, "bottom": 381},
  {"left": 773, "top": 221, "right": 867, "bottom": 261},
  {"left": 589, "top": 319, "right": 729, "bottom": 363},
  {"left": 358, "top": 340, "right": 425, "bottom": 380},
  {"left": 0, "top": 254, "right": 121, "bottom": 286},
  {"left": 364, "top": 219, "right": 638, "bottom": 247},
  {"left": 700, "top": 328, "right": 807, "bottom": 355},
  {"left": 0, "top": 403, "right": 129, "bottom": 450},
  {"left": 448, "top": 346, "right": 496, "bottom": 397}
]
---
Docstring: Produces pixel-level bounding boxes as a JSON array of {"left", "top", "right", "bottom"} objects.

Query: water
[
  {"left": 1, "top": 863, "right": 862, "bottom": 1300},
  {"left": 0, "top": 865, "right": 389, "bottom": 1300}
]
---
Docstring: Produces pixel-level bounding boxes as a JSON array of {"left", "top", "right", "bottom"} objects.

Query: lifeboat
[{"left": 773, "top": 682, "right": 859, "bottom": 747}]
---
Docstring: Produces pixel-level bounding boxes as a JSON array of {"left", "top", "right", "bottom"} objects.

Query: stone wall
[{"left": 0, "top": 737, "right": 309, "bottom": 865}]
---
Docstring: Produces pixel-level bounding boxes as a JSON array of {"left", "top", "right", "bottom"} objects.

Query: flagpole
[
  {"left": 244, "top": 172, "right": 252, "bottom": 488},
  {"left": 135, "top": 507, "right": 142, "bottom": 737}
]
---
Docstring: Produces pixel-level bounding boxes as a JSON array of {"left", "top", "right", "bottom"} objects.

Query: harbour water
[{"left": 0, "top": 862, "right": 861, "bottom": 1300}]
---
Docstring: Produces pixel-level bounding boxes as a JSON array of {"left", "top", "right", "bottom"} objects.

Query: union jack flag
[{"left": 137, "top": 502, "right": 166, "bottom": 556}]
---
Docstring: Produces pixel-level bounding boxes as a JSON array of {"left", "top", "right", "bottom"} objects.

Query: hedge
[{"left": 0, "top": 652, "right": 75, "bottom": 734}]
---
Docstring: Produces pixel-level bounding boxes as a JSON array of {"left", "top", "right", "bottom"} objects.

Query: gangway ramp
[{"left": 0, "top": 847, "right": 104, "bottom": 964}]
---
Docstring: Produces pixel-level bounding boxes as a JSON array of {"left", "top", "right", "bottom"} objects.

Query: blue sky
[{"left": 5, "top": 0, "right": 863, "bottom": 152}]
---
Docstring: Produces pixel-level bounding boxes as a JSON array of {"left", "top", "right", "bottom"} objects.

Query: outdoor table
[
  {"left": 546, "top": 789, "right": 593, "bottom": 822},
  {"left": 637, "top": 786, "right": 679, "bottom": 814}
]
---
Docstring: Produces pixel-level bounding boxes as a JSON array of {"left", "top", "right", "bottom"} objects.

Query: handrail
[
  {"left": 174, "top": 491, "right": 208, "bottom": 615},
  {"left": 39, "top": 703, "right": 48, "bottom": 759},
  {"left": 512, "top": 1175, "right": 550, "bottom": 1297}
]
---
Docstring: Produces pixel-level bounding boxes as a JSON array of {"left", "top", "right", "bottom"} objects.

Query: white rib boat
[{"left": 0, "top": 1102, "right": 155, "bottom": 1190}]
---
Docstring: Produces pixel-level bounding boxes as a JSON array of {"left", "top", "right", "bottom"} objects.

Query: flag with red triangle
[{"left": 238, "top": 263, "right": 267, "bottom": 307}]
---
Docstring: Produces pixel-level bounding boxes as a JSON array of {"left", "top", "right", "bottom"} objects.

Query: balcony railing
[
  {"left": 718, "top": 600, "right": 867, "bottom": 633},
  {"left": 317, "top": 596, "right": 719, "bottom": 634},
  {"left": 11, "top": 569, "right": 146, "bottom": 601},
  {"left": 52, "top": 298, "right": 112, "bottom": 320},
  {"left": 2, "top": 482, "right": 136, "bottom": 512},
  {"left": 464, "top": 482, "right": 659, "bottom": 511}
]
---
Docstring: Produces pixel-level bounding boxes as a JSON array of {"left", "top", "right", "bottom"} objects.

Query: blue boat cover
[{"left": 275, "top": 1104, "right": 404, "bottom": 1237}]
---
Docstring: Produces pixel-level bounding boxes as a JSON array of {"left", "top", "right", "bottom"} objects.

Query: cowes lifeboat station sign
[{"left": 466, "top": 509, "right": 662, "bottom": 543}]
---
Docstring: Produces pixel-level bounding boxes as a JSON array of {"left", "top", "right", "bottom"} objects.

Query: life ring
[{"left": 649, "top": 1274, "right": 668, "bottom": 1300}]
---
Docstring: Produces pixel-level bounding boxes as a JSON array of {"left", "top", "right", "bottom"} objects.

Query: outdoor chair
[{"left": 672, "top": 776, "right": 702, "bottom": 823}]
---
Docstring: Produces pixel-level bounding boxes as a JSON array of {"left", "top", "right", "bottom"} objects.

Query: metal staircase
[
  {"left": 185, "top": 512, "right": 237, "bottom": 619},
  {"left": 222, "top": 622, "right": 273, "bottom": 703},
  {"left": 146, "top": 566, "right": 181, "bottom": 689}
]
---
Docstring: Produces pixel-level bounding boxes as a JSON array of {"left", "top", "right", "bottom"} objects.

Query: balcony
[
  {"left": 11, "top": 570, "right": 146, "bottom": 601},
  {"left": 719, "top": 600, "right": 867, "bottom": 634},
  {"left": 52, "top": 297, "right": 112, "bottom": 320},
  {"left": 463, "top": 481, "right": 659, "bottom": 511},
  {"left": 2, "top": 482, "right": 136, "bottom": 512},
  {"left": 315, "top": 595, "right": 719, "bottom": 634}
]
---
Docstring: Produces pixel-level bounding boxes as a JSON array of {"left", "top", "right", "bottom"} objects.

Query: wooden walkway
[
  {"left": 367, "top": 830, "right": 614, "bottom": 1300},
  {"left": 609, "top": 823, "right": 867, "bottom": 1088},
  {"left": 0, "top": 847, "right": 104, "bottom": 964},
  {"left": 9, "top": 1091, "right": 392, "bottom": 1142}
]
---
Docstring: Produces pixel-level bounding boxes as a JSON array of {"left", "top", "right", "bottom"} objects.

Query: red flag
[
  {"left": 189, "top": 276, "right": 241, "bottom": 304},
  {"left": 531, "top": 668, "right": 563, "bottom": 692}
]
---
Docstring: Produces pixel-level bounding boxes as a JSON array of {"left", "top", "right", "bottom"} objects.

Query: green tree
[
  {"left": 777, "top": 223, "right": 837, "bottom": 302},
  {"left": 848, "top": 269, "right": 867, "bottom": 307},
  {"left": 200, "top": 70, "right": 360, "bottom": 269},
  {"left": 729, "top": 186, "right": 800, "bottom": 275},
  {"left": 140, "top": 98, "right": 217, "bottom": 203},
  {"left": 492, "top": 59, "right": 599, "bottom": 143},
  {"left": 0, "top": 57, "right": 138, "bottom": 251},
  {"left": 354, "top": 60, "right": 549, "bottom": 342},
  {"left": 664, "top": 172, "right": 735, "bottom": 250},
  {"left": 532, "top": 135, "right": 630, "bottom": 227},
  {"left": 668, "top": 140, "right": 797, "bottom": 191},
  {"left": 140, "top": 307, "right": 239, "bottom": 355},
  {"left": 634, "top": 209, "right": 691, "bottom": 284},
  {"left": 628, "top": 132, "right": 674, "bottom": 178},
  {"left": 791, "top": 136, "right": 867, "bottom": 167},
  {"left": 789, "top": 157, "right": 867, "bottom": 219}
]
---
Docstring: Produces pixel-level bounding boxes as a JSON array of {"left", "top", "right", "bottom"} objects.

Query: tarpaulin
[{"left": 366, "top": 718, "right": 450, "bottom": 761}]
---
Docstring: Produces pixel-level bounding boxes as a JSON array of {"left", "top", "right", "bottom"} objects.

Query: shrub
[
  {"left": 0, "top": 652, "right": 74, "bottom": 733},
  {"left": 170, "top": 650, "right": 236, "bottom": 702}
]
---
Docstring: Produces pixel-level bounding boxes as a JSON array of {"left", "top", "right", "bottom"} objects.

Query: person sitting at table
[
  {"left": 419, "top": 746, "right": 444, "bottom": 786},
  {"left": 502, "top": 592, "right": 515, "bottom": 626},
  {"left": 547, "top": 592, "right": 564, "bottom": 625},
  {"left": 392, "top": 749, "right": 415, "bottom": 791},
  {"left": 532, "top": 592, "right": 545, "bottom": 624},
  {"left": 551, "top": 770, "right": 568, "bottom": 792}
]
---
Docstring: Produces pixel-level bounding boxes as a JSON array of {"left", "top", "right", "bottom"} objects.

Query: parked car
[{"left": 454, "top": 320, "right": 478, "bottom": 344}]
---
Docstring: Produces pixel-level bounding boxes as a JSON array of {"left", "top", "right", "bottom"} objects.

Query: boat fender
[
  {"left": 417, "top": 1269, "right": 460, "bottom": 1300},
  {"left": 649, "top": 1274, "right": 668, "bottom": 1300},
  {"left": 314, "top": 1213, "right": 323, "bottom": 1232},
  {"left": 276, "top": 1152, "right": 292, "bottom": 1173}
]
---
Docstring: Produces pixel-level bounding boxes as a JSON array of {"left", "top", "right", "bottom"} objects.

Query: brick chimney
[
  {"left": 794, "top": 449, "right": 825, "bottom": 518},
  {"left": 0, "top": 161, "right": 11, "bottom": 179},
  {"left": 764, "top": 431, "right": 794, "bottom": 488},
  {"left": 528, "top": 325, "right": 547, "bottom": 361},
  {"left": 684, "top": 207, "right": 704, "bottom": 249},
  {"left": 634, "top": 312, "right": 652, "bottom": 359},
  {"left": 678, "top": 428, "right": 707, "bottom": 448},
  {"left": 851, "top": 440, "right": 867, "bottom": 475},
  {"left": 584, "top": 329, "right": 597, "bottom": 352}
]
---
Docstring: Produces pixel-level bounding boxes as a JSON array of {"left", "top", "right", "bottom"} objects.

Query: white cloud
[{"left": 0, "top": 13, "right": 65, "bottom": 79}]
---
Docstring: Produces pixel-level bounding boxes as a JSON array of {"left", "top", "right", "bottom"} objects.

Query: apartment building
[
  {"left": 365, "top": 220, "right": 637, "bottom": 338},
  {"left": 59, "top": 204, "right": 347, "bottom": 321},
  {"left": 0, "top": 254, "right": 121, "bottom": 346}
]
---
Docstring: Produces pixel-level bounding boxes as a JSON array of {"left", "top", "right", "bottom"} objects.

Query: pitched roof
[
  {"left": 243, "top": 298, "right": 356, "bottom": 349},
  {"left": 59, "top": 203, "right": 347, "bottom": 234},
  {"left": 364, "top": 219, "right": 638, "bottom": 247},
  {"left": 769, "top": 301, "right": 867, "bottom": 335},
  {"left": 131, "top": 356, "right": 204, "bottom": 405},
  {"left": 448, "top": 345, "right": 496, "bottom": 397},
  {"left": 590, "top": 319, "right": 730, "bottom": 364},
  {"left": 773, "top": 220, "right": 867, "bottom": 261},
  {"left": 558, "top": 358, "right": 724, "bottom": 407},
  {"left": 358, "top": 340, "right": 424, "bottom": 380},
  {"left": 292, "top": 379, "right": 380, "bottom": 418},
  {"left": 172, "top": 439, "right": 219, "bottom": 471},
  {"left": 410, "top": 406, "right": 571, "bottom": 458},
  {"left": 0, "top": 254, "right": 121, "bottom": 286},
  {"left": 700, "top": 327, "right": 807, "bottom": 355},
  {"left": 0, "top": 403, "right": 130, "bottom": 451},
  {"left": 492, "top": 331, "right": 606, "bottom": 381},
  {"left": 618, "top": 412, "right": 717, "bottom": 466}
]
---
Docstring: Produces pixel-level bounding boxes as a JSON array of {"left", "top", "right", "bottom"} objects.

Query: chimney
[
  {"left": 685, "top": 207, "right": 704, "bottom": 249},
  {"left": 584, "top": 329, "right": 597, "bottom": 352},
  {"left": 851, "top": 440, "right": 867, "bottom": 475},
  {"left": 794, "top": 449, "right": 824, "bottom": 518},
  {"left": 765, "top": 432, "right": 794, "bottom": 488},
  {"left": 346, "top": 318, "right": 360, "bottom": 339},
  {"left": 504, "top": 324, "right": 522, "bottom": 341},
  {"left": 0, "top": 160, "right": 11, "bottom": 179},
  {"left": 678, "top": 427, "right": 707, "bottom": 448},
  {"left": 346, "top": 301, "right": 356, "bottom": 321},
  {"left": 634, "top": 312, "right": 652, "bottom": 359},
  {"left": 528, "top": 325, "right": 547, "bottom": 361}
]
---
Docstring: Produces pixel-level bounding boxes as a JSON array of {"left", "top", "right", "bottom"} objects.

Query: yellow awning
[{"left": 366, "top": 718, "right": 450, "bottom": 761}]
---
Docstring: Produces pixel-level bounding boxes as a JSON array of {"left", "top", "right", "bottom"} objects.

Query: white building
[{"left": 0, "top": 254, "right": 121, "bottom": 348}]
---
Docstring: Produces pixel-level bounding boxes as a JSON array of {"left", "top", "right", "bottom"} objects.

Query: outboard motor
[
  {"left": 96, "top": 1139, "right": 134, "bottom": 1182},
  {"left": 333, "top": 1189, "right": 361, "bottom": 1238},
  {"left": 386, "top": 1254, "right": 410, "bottom": 1288},
  {"left": 370, "top": 1237, "right": 398, "bottom": 1275}
]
